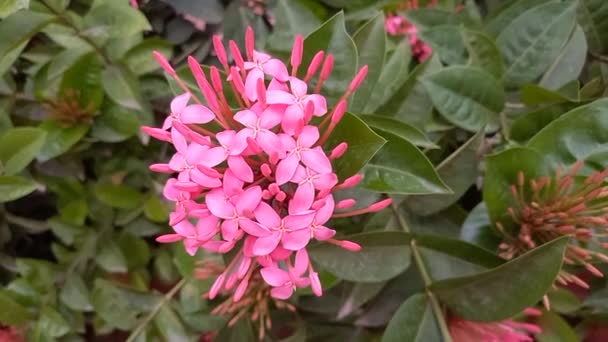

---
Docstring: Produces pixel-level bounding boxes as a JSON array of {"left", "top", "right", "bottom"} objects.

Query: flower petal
[
  {"left": 180, "top": 104, "right": 215, "bottom": 124},
  {"left": 254, "top": 202, "right": 281, "bottom": 228},
  {"left": 240, "top": 219, "right": 272, "bottom": 237},
  {"left": 282, "top": 228, "right": 311, "bottom": 251},
  {"left": 205, "top": 189, "right": 234, "bottom": 219},
  {"left": 235, "top": 186, "right": 262, "bottom": 215},
  {"left": 262, "top": 58, "right": 289, "bottom": 82},
  {"left": 301, "top": 147, "right": 332, "bottom": 174},
  {"left": 275, "top": 153, "right": 299, "bottom": 185},
  {"left": 260, "top": 266, "right": 290, "bottom": 287},
  {"left": 171, "top": 93, "right": 191, "bottom": 114},
  {"left": 298, "top": 125, "right": 319, "bottom": 147},
  {"left": 253, "top": 231, "right": 281, "bottom": 255},
  {"left": 228, "top": 155, "right": 254, "bottom": 183},
  {"left": 270, "top": 284, "right": 294, "bottom": 299}
]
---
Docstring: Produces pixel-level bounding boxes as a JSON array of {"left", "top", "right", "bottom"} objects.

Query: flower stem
[
  {"left": 125, "top": 278, "right": 187, "bottom": 342},
  {"left": 391, "top": 204, "right": 453, "bottom": 342}
]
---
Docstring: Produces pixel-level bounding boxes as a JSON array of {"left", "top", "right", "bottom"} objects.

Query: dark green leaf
[
  {"left": 164, "top": 0, "right": 223, "bottom": 24},
  {"left": 359, "top": 115, "right": 437, "bottom": 149},
  {"left": 430, "top": 237, "right": 567, "bottom": 321},
  {"left": 547, "top": 288, "right": 582, "bottom": 314},
  {"left": 37, "top": 121, "right": 89, "bottom": 162},
  {"left": 0, "top": 175, "right": 37, "bottom": 203},
  {"left": 536, "top": 310, "right": 579, "bottom": 342},
  {"left": 497, "top": 1, "right": 577, "bottom": 87},
  {"left": 60, "top": 275, "right": 92, "bottom": 311},
  {"left": 301, "top": 12, "right": 357, "bottom": 105},
  {"left": 337, "top": 281, "right": 386, "bottom": 319},
  {"left": 308, "top": 231, "right": 411, "bottom": 282},
  {"left": 0, "top": 127, "right": 46, "bottom": 175},
  {"left": 461, "top": 28, "right": 504, "bottom": 78},
  {"left": 418, "top": 25, "right": 467, "bottom": 65},
  {"left": 539, "top": 25, "right": 587, "bottom": 90},
  {"left": 154, "top": 305, "right": 189, "bottom": 342},
  {"left": 216, "top": 318, "right": 255, "bottom": 342},
  {"left": 364, "top": 43, "right": 411, "bottom": 114},
  {"left": 96, "top": 241, "right": 127, "bottom": 273},
  {"left": 460, "top": 203, "right": 501, "bottom": 252},
  {"left": 101, "top": 65, "right": 146, "bottom": 111},
  {"left": 91, "top": 103, "right": 140, "bottom": 142},
  {"left": 124, "top": 38, "right": 172, "bottom": 76},
  {"left": 0, "top": 10, "right": 54, "bottom": 75},
  {"left": 325, "top": 112, "right": 385, "bottom": 180},
  {"left": 57, "top": 52, "right": 104, "bottom": 114},
  {"left": 510, "top": 103, "right": 578, "bottom": 143},
  {"left": 422, "top": 66, "right": 504, "bottom": 132},
  {"left": 405, "top": 130, "right": 484, "bottom": 215},
  {"left": 0, "top": 289, "right": 31, "bottom": 325},
  {"left": 266, "top": 0, "right": 322, "bottom": 52},
  {"left": 520, "top": 84, "right": 579, "bottom": 106},
  {"left": 94, "top": 183, "right": 143, "bottom": 209},
  {"left": 118, "top": 232, "right": 150, "bottom": 269},
  {"left": 84, "top": 2, "right": 150, "bottom": 38},
  {"left": 381, "top": 293, "right": 442, "bottom": 342},
  {"left": 484, "top": 0, "right": 548, "bottom": 37},
  {"left": 350, "top": 13, "right": 386, "bottom": 113},
  {"left": 362, "top": 131, "right": 450, "bottom": 195},
  {"left": 47, "top": 46, "right": 92, "bottom": 80},
  {"left": 91, "top": 279, "right": 140, "bottom": 330},
  {"left": 577, "top": 0, "right": 608, "bottom": 54}
]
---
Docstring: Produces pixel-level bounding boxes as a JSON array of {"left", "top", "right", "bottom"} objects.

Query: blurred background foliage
[{"left": 1, "top": 0, "right": 608, "bottom": 341}]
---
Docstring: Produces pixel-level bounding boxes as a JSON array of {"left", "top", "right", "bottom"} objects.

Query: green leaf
[
  {"left": 0, "top": 175, "right": 37, "bottom": 203},
  {"left": 0, "top": 0, "right": 29, "bottom": 18},
  {"left": 520, "top": 84, "right": 579, "bottom": 106},
  {"left": 83, "top": 2, "right": 150, "bottom": 38},
  {"left": 37, "top": 121, "right": 89, "bottom": 162},
  {"left": 484, "top": 0, "right": 548, "bottom": 37},
  {"left": 308, "top": 231, "right": 411, "bottom": 282},
  {"left": 47, "top": 46, "right": 92, "bottom": 80},
  {"left": 91, "top": 279, "right": 142, "bottom": 330},
  {"left": 0, "top": 127, "right": 46, "bottom": 175},
  {"left": 430, "top": 237, "right": 567, "bottom": 321},
  {"left": 536, "top": 310, "right": 579, "bottom": 342},
  {"left": 461, "top": 28, "right": 504, "bottom": 78},
  {"left": 59, "top": 52, "right": 104, "bottom": 114},
  {"left": 91, "top": 103, "right": 140, "bottom": 142},
  {"left": 483, "top": 147, "right": 547, "bottom": 224},
  {"left": 143, "top": 196, "right": 169, "bottom": 223},
  {"left": 526, "top": 98, "right": 608, "bottom": 170},
  {"left": 101, "top": 65, "right": 146, "bottom": 111},
  {"left": 124, "top": 38, "right": 173, "bottom": 76},
  {"left": 96, "top": 241, "right": 128, "bottom": 273},
  {"left": 154, "top": 305, "right": 189, "bottom": 342},
  {"left": 404, "top": 8, "right": 458, "bottom": 29},
  {"left": 37, "top": 306, "right": 70, "bottom": 338},
  {"left": 547, "top": 288, "right": 582, "bottom": 314},
  {"left": 362, "top": 131, "right": 450, "bottom": 195},
  {"left": 60, "top": 275, "right": 92, "bottom": 311},
  {"left": 497, "top": 1, "right": 577, "bottom": 87},
  {"left": 577, "top": 0, "right": 608, "bottom": 54},
  {"left": 460, "top": 203, "right": 501, "bottom": 252},
  {"left": 350, "top": 13, "right": 386, "bottom": 113},
  {"left": 509, "top": 103, "right": 578, "bottom": 143},
  {"left": 324, "top": 112, "right": 385, "bottom": 180},
  {"left": 0, "top": 289, "right": 31, "bottom": 325},
  {"left": 216, "top": 318, "right": 256, "bottom": 342},
  {"left": 539, "top": 25, "right": 587, "bottom": 90},
  {"left": 94, "top": 183, "right": 143, "bottom": 209},
  {"left": 422, "top": 66, "right": 504, "bottom": 132},
  {"left": 381, "top": 293, "right": 442, "bottom": 342},
  {"left": 405, "top": 130, "right": 484, "bottom": 215},
  {"left": 164, "top": 0, "right": 224, "bottom": 24},
  {"left": 337, "top": 281, "right": 386, "bottom": 319},
  {"left": 59, "top": 199, "right": 88, "bottom": 226},
  {"left": 266, "top": 0, "right": 322, "bottom": 52},
  {"left": 359, "top": 115, "right": 438, "bottom": 149},
  {"left": 364, "top": 43, "right": 411, "bottom": 114},
  {"left": 418, "top": 25, "right": 467, "bottom": 65},
  {"left": 0, "top": 10, "right": 54, "bottom": 75},
  {"left": 302, "top": 12, "right": 357, "bottom": 105},
  {"left": 117, "top": 232, "right": 150, "bottom": 269}
]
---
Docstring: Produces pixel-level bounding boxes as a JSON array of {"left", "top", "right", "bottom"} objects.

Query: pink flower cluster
[
  {"left": 142, "top": 28, "right": 392, "bottom": 300},
  {"left": 449, "top": 308, "right": 542, "bottom": 342},
  {"left": 384, "top": 0, "right": 436, "bottom": 62}
]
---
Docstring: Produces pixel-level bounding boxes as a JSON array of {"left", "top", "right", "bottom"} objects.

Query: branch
[{"left": 391, "top": 204, "right": 453, "bottom": 342}]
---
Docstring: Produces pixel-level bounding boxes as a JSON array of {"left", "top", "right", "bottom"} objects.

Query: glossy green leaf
[
  {"left": 461, "top": 28, "right": 504, "bottom": 78},
  {"left": 337, "top": 281, "right": 386, "bottom": 319},
  {"left": 363, "top": 131, "right": 450, "bottom": 195},
  {"left": 102, "top": 65, "right": 146, "bottom": 111},
  {"left": 483, "top": 147, "right": 547, "bottom": 224},
  {"left": 0, "top": 127, "right": 46, "bottom": 175},
  {"left": 460, "top": 203, "right": 501, "bottom": 252},
  {"left": 577, "top": 0, "right": 608, "bottom": 54},
  {"left": 37, "top": 121, "right": 89, "bottom": 162},
  {"left": 430, "top": 237, "right": 567, "bottom": 321},
  {"left": 547, "top": 288, "right": 582, "bottom": 314},
  {"left": 404, "top": 8, "right": 458, "bottom": 29},
  {"left": 124, "top": 38, "right": 172, "bottom": 76},
  {"left": 526, "top": 98, "right": 608, "bottom": 170},
  {"left": 47, "top": 46, "right": 92, "bottom": 80},
  {"left": 60, "top": 275, "right": 92, "bottom": 311},
  {"left": 350, "top": 13, "right": 386, "bottom": 113},
  {"left": 484, "top": 0, "right": 548, "bottom": 37},
  {"left": 536, "top": 310, "right": 579, "bottom": 342},
  {"left": 83, "top": 2, "right": 150, "bottom": 38},
  {"left": 94, "top": 183, "right": 143, "bottom": 209},
  {"left": 539, "top": 25, "right": 587, "bottom": 90},
  {"left": 418, "top": 25, "right": 467, "bottom": 65},
  {"left": 143, "top": 196, "right": 169, "bottom": 223},
  {"left": 422, "top": 66, "right": 504, "bottom": 132},
  {"left": 364, "top": 43, "right": 411, "bottom": 114},
  {"left": 0, "top": 10, "right": 54, "bottom": 75},
  {"left": 509, "top": 103, "right": 579, "bottom": 143},
  {"left": 405, "top": 130, "right": 484, "bottom": 215},
  {"left": 497, "top": 1, "right": 577, "bottom": 87},
  {"left": 302, "top": 12, "right": 357, "bottom": 105},
  {"left": 359, "top": 115, "right": 438, "bottom": 149},
  {"left": 381, "top": 293, "right": 442, "bottom": 342},
  {"left": 96, "top": 241, "right": 127, "bottom": 273},
  {"left": 37, "top": 306, "right": 70, "bottom": 338},
  {"left": 59, "top": 199, "right": 87, "bottom": 226},
  {"left": 0, "top": 0, "right": 28, "bottom": 18},
  {"left": 325, "top": 112, "right": 385, "bottom": 180},
  {"left": 0, "top": 175, "right": 37, "bottom": 203},
  {"left": 266, "top": 0, "right": 322, "bottom": 52},
  {"left": 308, "top": 231, "right": 411, "bottom": 282},
  {"left": 0, "top": 289, "right": 31, "bottom": 325}
]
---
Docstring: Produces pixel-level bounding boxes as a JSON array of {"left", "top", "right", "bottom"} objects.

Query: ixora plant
[{"left": 3, "top": 0, "right": 608, "bottom": 341}]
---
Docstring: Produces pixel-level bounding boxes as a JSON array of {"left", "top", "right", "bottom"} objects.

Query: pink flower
[
  {"left": 384, "top": 0, "right": 436, "bottom": 62},
  {"left": 145, "top": 28, "right": 393, "bottom": 301},
  {"left": 449, "top": 309, "right": 542, "bottom": 342}
]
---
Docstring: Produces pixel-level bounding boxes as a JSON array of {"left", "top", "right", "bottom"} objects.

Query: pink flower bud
[
  {"left": 337, "top": 199, "right": 356, "bottom": 209},
  {"left": 208, "top": 273, "right": 226, "bottom": 299},
  {"left": 261, "top": 164, "right": 272, "bottom": 178},
  {"left": 276, "top": 191, "right": 287, "bottom": 202},
  {"left": 149, "top": 164, "right": 173, "bottom": 173},
  {"left": 348, "top": 65, "right": 368, "bottom": 92},
  {"left": 245, "top": 26, "right": 255, "bottom": 60},
  {"left": 320, "top": 54, "right": 334, "bottom": 81},
  {"left": 237, "top": 257, "right": 252, "bottom": 279},
  {"left": 330, "top": 142, "right": 348, "bottom": 159},
  {"left": 291, "top": 35, "right": 303, "bottom": 75},
  {"left": 153, "top": 51, "right": 175, "bottom": 76},
  {"left": 212, "top": 35, "right": 228, "bottom": 68},
  {"left": 140, "top": 126, "right": 171, "bottom": 142},
  {"left": 225, "top": 273, "right": 238, "bottom": 290},
  {"left": 233, "top": 278, "right": 249, "bottom": 301},
  {"left": 310, "top": 272, "right": 322, "bottom": 297},
  {"left": 187, "top": 56, "right": 219, "bottom": 111},
  {"left": 256, "top": 78, "right": 266, "bottom": 106},
  {"left": 210, "top": 66, "right": 223, "bottom": 93},
  {"left": 269, "top": 183, "right": 280, "bottom": 194},
  {"left": 305, "top": 51, "right": 325, "bottom": 81},
  {"left": 369, "top": 198, "right": 393, "bottom": 212},
  {"left": 229, "top": 40, "right": 245, "bottom": 70},
  {"left": 156, "top": 234, "right": 182, "bottom": 243},
  {"left": 331, "top": 100, "right": 347, "bottom": 124},
  {"left": 342, "top": 174, "right": 363, "bottom": 188},
  {"left": 339, "top": 240, "right": 362, "bottom": 252}
]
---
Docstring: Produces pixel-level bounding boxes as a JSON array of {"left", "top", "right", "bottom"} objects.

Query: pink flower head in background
[
  {"left": 143, "top": 27, "right": 392, "bottom": 300},
  {"left": 385, "top": 0, "right": 436, "bottom": 62},
  {"left": 449, "top": 308, "right": 542, "bottom": 342}
]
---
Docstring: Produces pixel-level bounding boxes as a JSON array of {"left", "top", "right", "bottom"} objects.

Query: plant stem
[
  {"left": 391, "top": 204, "right": 453, "bottom": 342},
  {"left": 4, "top": 211, "right": 49, "bottom": 233},
  {"left": 589, "top": 51, "right": 608, "bottom": 64},
  {"left": 125, "top": 278, "right": 187, "bottom": 342}
]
